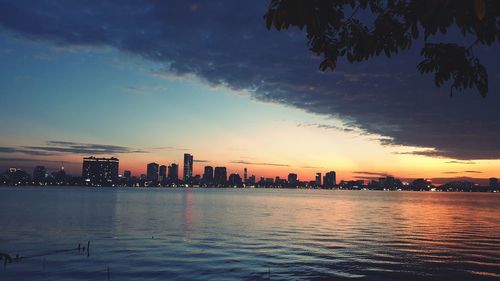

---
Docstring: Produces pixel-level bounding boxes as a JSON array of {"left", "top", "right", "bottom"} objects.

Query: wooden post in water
[
  {"left": 87, "top": 241, "right": 90, "bottom": 257},
  {"left": 107, "top": 266, "right": 111, "bottom": 281}
]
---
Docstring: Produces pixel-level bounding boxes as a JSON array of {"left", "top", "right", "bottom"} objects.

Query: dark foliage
[{"left": 265, "top": 0, "right": 500, "bottom": 97}]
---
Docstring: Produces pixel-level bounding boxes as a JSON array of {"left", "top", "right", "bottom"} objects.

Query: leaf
[{"left": 475, "top": 0, "right": 486, "bottom": 21}]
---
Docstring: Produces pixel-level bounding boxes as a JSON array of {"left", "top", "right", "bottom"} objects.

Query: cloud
[
  {"left": 124, "top": 85, "right": 166, "bottom": 96},
  {"left": 353, "top": 171, "right": 392, "bottom": 177},
  {"left": 1, "top": 141, "right": 148, "bottom": 156},
  {"left": 193, "top": 159, "right": 210, "bottom": 163},
  {"left": 150, "top": 146, "right": 191, "bottom": 151},
  {"left": 300, "top": 165, "right": 323, "bottom": 169},
  {"left": 0, "top": 146, "right": 57, "bottom": 156},
  {"left": 230, "top": 160, "right": 290, "bottom": 167},
  {"left": 444, "top": 170, "right": 482, "bottom": 174},
  {"left": 0, "top": 157, "right": 77, "bottom": 164},
  {"left": 445, "top": 160, "right": 476, "bottom": 165},
  {"left": 297, "top": 123, "right": 356, "bottom": 133},
  {"left": 0, "top": 147, "right": 18, "bottom": 153},
  {"left": 0, "top": 1, "right": 499, "bottom": 159}
]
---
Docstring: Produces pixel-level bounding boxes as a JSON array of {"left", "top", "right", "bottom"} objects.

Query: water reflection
[{"left": 0, "top": 188, "right": 498, "bottom": 281}]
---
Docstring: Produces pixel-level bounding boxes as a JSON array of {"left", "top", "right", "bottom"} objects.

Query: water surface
[{"left": 0, "top": 187, "right": 499, "bottom": 280}]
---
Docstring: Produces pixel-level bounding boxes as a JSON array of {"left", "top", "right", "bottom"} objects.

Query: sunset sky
[{"left": 1, "top": 1, "right": 499, "bottom": 184}]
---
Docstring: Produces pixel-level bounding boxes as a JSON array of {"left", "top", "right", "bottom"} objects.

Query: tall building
[
  {"left": 315, "top": 172, "right": 322, "bottom": 186},
  {"left": 183, "top": 153, "right": 193, "bottom": 182},
  {"left": 168, "top": 163, "right": 179, "bottom": 181},
  {"left": 248, "top": 175, "right": 256, "bottom": 185},
  {"left": 82, "top": 156, "right": 119, "bottom": 185},
  {"left": 123, "top": 170, "right": 132, "bottom": 181},
  {"left": 490, "top": 177, "right": 499, "bottom": 189},
  {"left": 147, "top": 162, "right": 159, "bottom": 181},
  {"left": 324, "top": 171, "right": 336, "bottom": 188},
  {"left": 159, "top": 165, "right": 167, "bottom": 181},
  {"left": 288, "top": 173, "right": 298, "bottom": 187},
  {"left": 203, "top": 166, "right": 214, "bottom": 184},
  {"left": 214, "top": 167, "right": 227, "bottom": 186},
  {"left": 33, "top": 165, "right": 47, "bottom": 181},
  {"left": 244, "top": 168, "right": 248, "bottom": 184},
  {"left": 229, "top": 173, "right": 242, "bottom": 187}
]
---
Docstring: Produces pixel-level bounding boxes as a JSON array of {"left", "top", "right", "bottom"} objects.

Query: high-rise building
[
  {"left": 248, "top": 175, "right": 256, "bottom": 185},
  {"left": 214, "top": 167, "right": 227, "bottom": 186},
  {"left": 324, "top": 171, "right": 336, "bottom": 188},
  {"left": 244, "top": 168, "right": 248, "bottom": 184},
  {"left": 288, "top": 173, "right": 298, "bottom": 187},
  {"left": 228, "top": 173, "right": 242, "bottom": 187},
  {"left": 315, "top": 172, "right": 322, "bottom": 186},
  {"left": 490, "top": 177, "right": 499, "bottom": 189},
  {"left": 33, "top": 165, "right": 47, "bottom": 181},
  {"left": 82, "top": 156, "right": 119, "bottom": 185},
  {"left": 147, "top": 162, "right": 159, "bottom": 181},
  {"left": 159, "top": 165, "right": 167, "bottom": 181},
  {"left": 203, "top": 166, "right": 214, "bottom": 184},
  {"left": 123, "top": 170, "right": 132, "bottom": 181},
  {"left": 183, "top": 153, "right": 193, "bottom": 182},
  {"left": 168, "top": 163, "right": 179, "bottom": 181}
]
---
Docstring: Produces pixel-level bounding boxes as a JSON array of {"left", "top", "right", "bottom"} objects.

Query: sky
[{"left": 0, "top": 0, "right": 499, "bottom": 184}]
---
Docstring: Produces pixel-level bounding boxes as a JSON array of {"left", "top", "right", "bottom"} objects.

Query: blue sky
[{"left": 0, "top": 0, "right": 499, "bottom": 183}]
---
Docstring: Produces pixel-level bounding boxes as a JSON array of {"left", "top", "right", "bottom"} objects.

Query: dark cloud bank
[{"left": 1, "top": 0, "right": 500, "bottom": 160}]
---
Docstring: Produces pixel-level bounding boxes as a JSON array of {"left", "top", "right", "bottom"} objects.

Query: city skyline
[
  {"left": 1, "top": 1, "right": 500, "bottom": 185},
  {"left": 0, "top": 152, "right": 497, "bottom": 186}
]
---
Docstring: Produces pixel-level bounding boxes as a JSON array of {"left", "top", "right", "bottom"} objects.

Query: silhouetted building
[
  {"left": 315, "top": 173, "right": 321, "bottom": 186},
  {"left": 4, "top": 168, "right": 31, "bottom": 185},
  {"left": 244, "top": 168, "right": 248, "bottom": 184},
  {"left": 183, "top": 153, "right": 193, "bottom": 182},
  {"left": 203, "top": 166, "right": 214, "bottom": 184},
  {"left": 229, "top": 173, "right": 242, "bottom": 187},
  {"left": 248, "top": 175, "right": 256, "bottom": 185},
  {"left": 52, "top": 166, "right": 67, "bottom": 183},
  {"left": 324, "top": 171, "right": 336, "bottom": 188},
  {"left": 275, "top": 176, "right": 287, "bottom": 187},
  {"left": 288, "top": 173, "right": 298, "bottom": 187},
  {"left": 159, "top": 165, "right": 167, "bottom": 181},
  {"left": 147, "top": 162, "right": 159, "bottom": 182},
  {"left": 168, "top": 163, "right": 179, "bottom": 182},
  {"left": 489, "top": 177, "right": 498, "bottom": 189},
  {"left": 214, "top": 167, "right": 227, "bottom": 186},
  {"left": 33, "top": 165, "right": 47, "bottom": 181},
  {"left": 82, "top": 156, "right": 119, "bottom": 185},
  {"left": 123, "top": 170, "right": 132, "bottom": 181}
]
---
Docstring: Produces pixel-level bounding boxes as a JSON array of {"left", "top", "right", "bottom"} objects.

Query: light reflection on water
[{"left": 0, "top": 187, "right": 499, "bottom": 280}]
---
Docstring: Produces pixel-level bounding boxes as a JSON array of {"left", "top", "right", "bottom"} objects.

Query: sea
[{"left": 0, "top": 187, "right": 499, "bottom": 280}]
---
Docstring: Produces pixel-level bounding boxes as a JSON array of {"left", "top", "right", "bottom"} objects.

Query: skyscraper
[
  {"left": 123, "top": 170, "right": 132, "bottom": 181},
  {"left": 490, "top": 177, "right": 499, "bottom": 189},
  {"left": 244, "top": 168, "right": 248, "bottom": 184},
  {"left": 33, "top": 165, "right": 47, "bottom": 181},
  {"left": 159, "top": 165, "right": 167, "bottom": 181},
  {"left": 203, "top": 166, "right": 214, "bottom": 185},
  {"left": 168, "top": 163, "right": 179, "bottom": 181},
  {"left": 315, "top": 172, "right": 322, "bottom": 186},
  {"left": 214, "top": 167, "right": 227, "bottom": 186},
  {"left": 147, "top": 162, "right": 159, "bottom": 181},
  {"left": 324, "top": 171, "right": 336, "bottom": 188},
  {"left": 288, "top": 173, "right": 298, "bottom": 187},
  {"left": 229, "top": 173, "right": 242, "bottom": 187},
  {"left": 183, "top": 153, "right": 193, "bottom": 182},
  {"left": 82, "top": 156, "right": 119, "bottom": 185}
]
